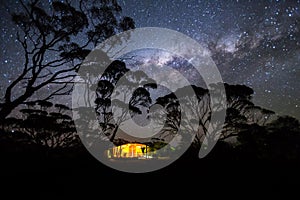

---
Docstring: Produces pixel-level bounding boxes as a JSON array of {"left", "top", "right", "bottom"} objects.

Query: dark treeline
[
  {"left": 1, "top": 60, "right": 299, "bottom": 163},
  {"left": 1, "top": 0, "right": 298, "bottom": 164}
]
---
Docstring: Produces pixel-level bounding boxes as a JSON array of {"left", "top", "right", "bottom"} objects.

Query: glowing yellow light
[{"left": 108, "top": 143, "right": 149, "bottom": 158}]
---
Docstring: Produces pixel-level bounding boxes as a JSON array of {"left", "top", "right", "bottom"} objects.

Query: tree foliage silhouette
[
  {"left": 0, "top": 0, "right": 135, "bottom": 120},
  {"left": 19, "top": 100, "right": 76, "bottom": 148},
  {"left": 237, "top": 115, "right": 300, "bottom": 160},
  {"left": 95, "top": 60, "right": 157, "bottom": 143},
  {"left": 153, "top": 83, "right": 278, "bottom": 149}
]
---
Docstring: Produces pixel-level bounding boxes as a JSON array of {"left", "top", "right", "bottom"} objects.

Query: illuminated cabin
[{"left": 107, "top": 143, "right": 150, "bottom": 159}]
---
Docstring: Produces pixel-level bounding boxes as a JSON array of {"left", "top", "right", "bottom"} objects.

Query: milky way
[
  {"left": 1, "top": 0, "right": 300, "bottom": 119},
  {"left": 119, "top": 0, "right": 300, "bottom": 119}
]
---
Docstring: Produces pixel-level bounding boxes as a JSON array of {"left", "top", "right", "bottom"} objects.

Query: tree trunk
[
  {"left": 110, "top": 125, "right": 119, "bottom": 143},
  {"left": 0, "top": 89, "right": 34, "bottom": 120},
  {"left": 0, "top": 102, "right": 17, "bottom": 120}
]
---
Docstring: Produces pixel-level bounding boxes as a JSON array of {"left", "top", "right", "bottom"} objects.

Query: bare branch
[{"left": 41, "top": 83, "right": 73, "bottom": 102}]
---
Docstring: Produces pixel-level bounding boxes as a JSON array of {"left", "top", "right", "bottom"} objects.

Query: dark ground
[{"left": 1, "top": 143, "right": 299, "bottom": 199}]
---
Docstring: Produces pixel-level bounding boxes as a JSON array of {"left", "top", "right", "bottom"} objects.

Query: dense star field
[
  {"left": 120, "top": 0, "right": 300, "bottom": 119},
  {"left": 1, "top": 0, "right": 299, "bottom": 120},
  {"left": 0, "top": 1, "right": 300, "bottom": 198}
]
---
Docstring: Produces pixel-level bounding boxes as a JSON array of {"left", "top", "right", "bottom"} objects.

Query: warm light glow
[{"left": 107, "top": 143, "right": 150, "bottom": 158}]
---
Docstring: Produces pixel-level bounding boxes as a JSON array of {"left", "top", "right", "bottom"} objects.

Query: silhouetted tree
[
  {"left": 237, "top": 116, "right": 300, "bottom": 160},
  {"left": 95, "top": 60, "right": 157, "bottom": 143},
  {"left": 0, "top": 0, "right": 135, "bottom": 120},
  {"left": 264, "top": 116, "right": 300, "bottom": 160},
  {"left": 243, "top": 105, "right": 275, "bottom": 125},
  {"left": 54, "top": 103, "right": 71, "bottom": 113},
  {"left": 0, "top": 117, "right": 22, "bottom": 133},
  {"left": 220, "top": 107, "right": 248, "bottom": 140},
  {"left": 19, "top": 102, "right": 77, "bottom": 148},
  {"left": 153, "top": 83, "right": 258, "bottom": 149},
  {"left": 153, "top": 85, "right": 210, "bottom": 148}
]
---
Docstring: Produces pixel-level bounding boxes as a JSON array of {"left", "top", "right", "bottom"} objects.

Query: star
[{"left": 0, "top": 0, "right": 299, "bottom": 120}]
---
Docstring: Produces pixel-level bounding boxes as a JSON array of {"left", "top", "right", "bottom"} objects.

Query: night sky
[{"left": 1, "top": 0, "right": 300, "bottom": 120}]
